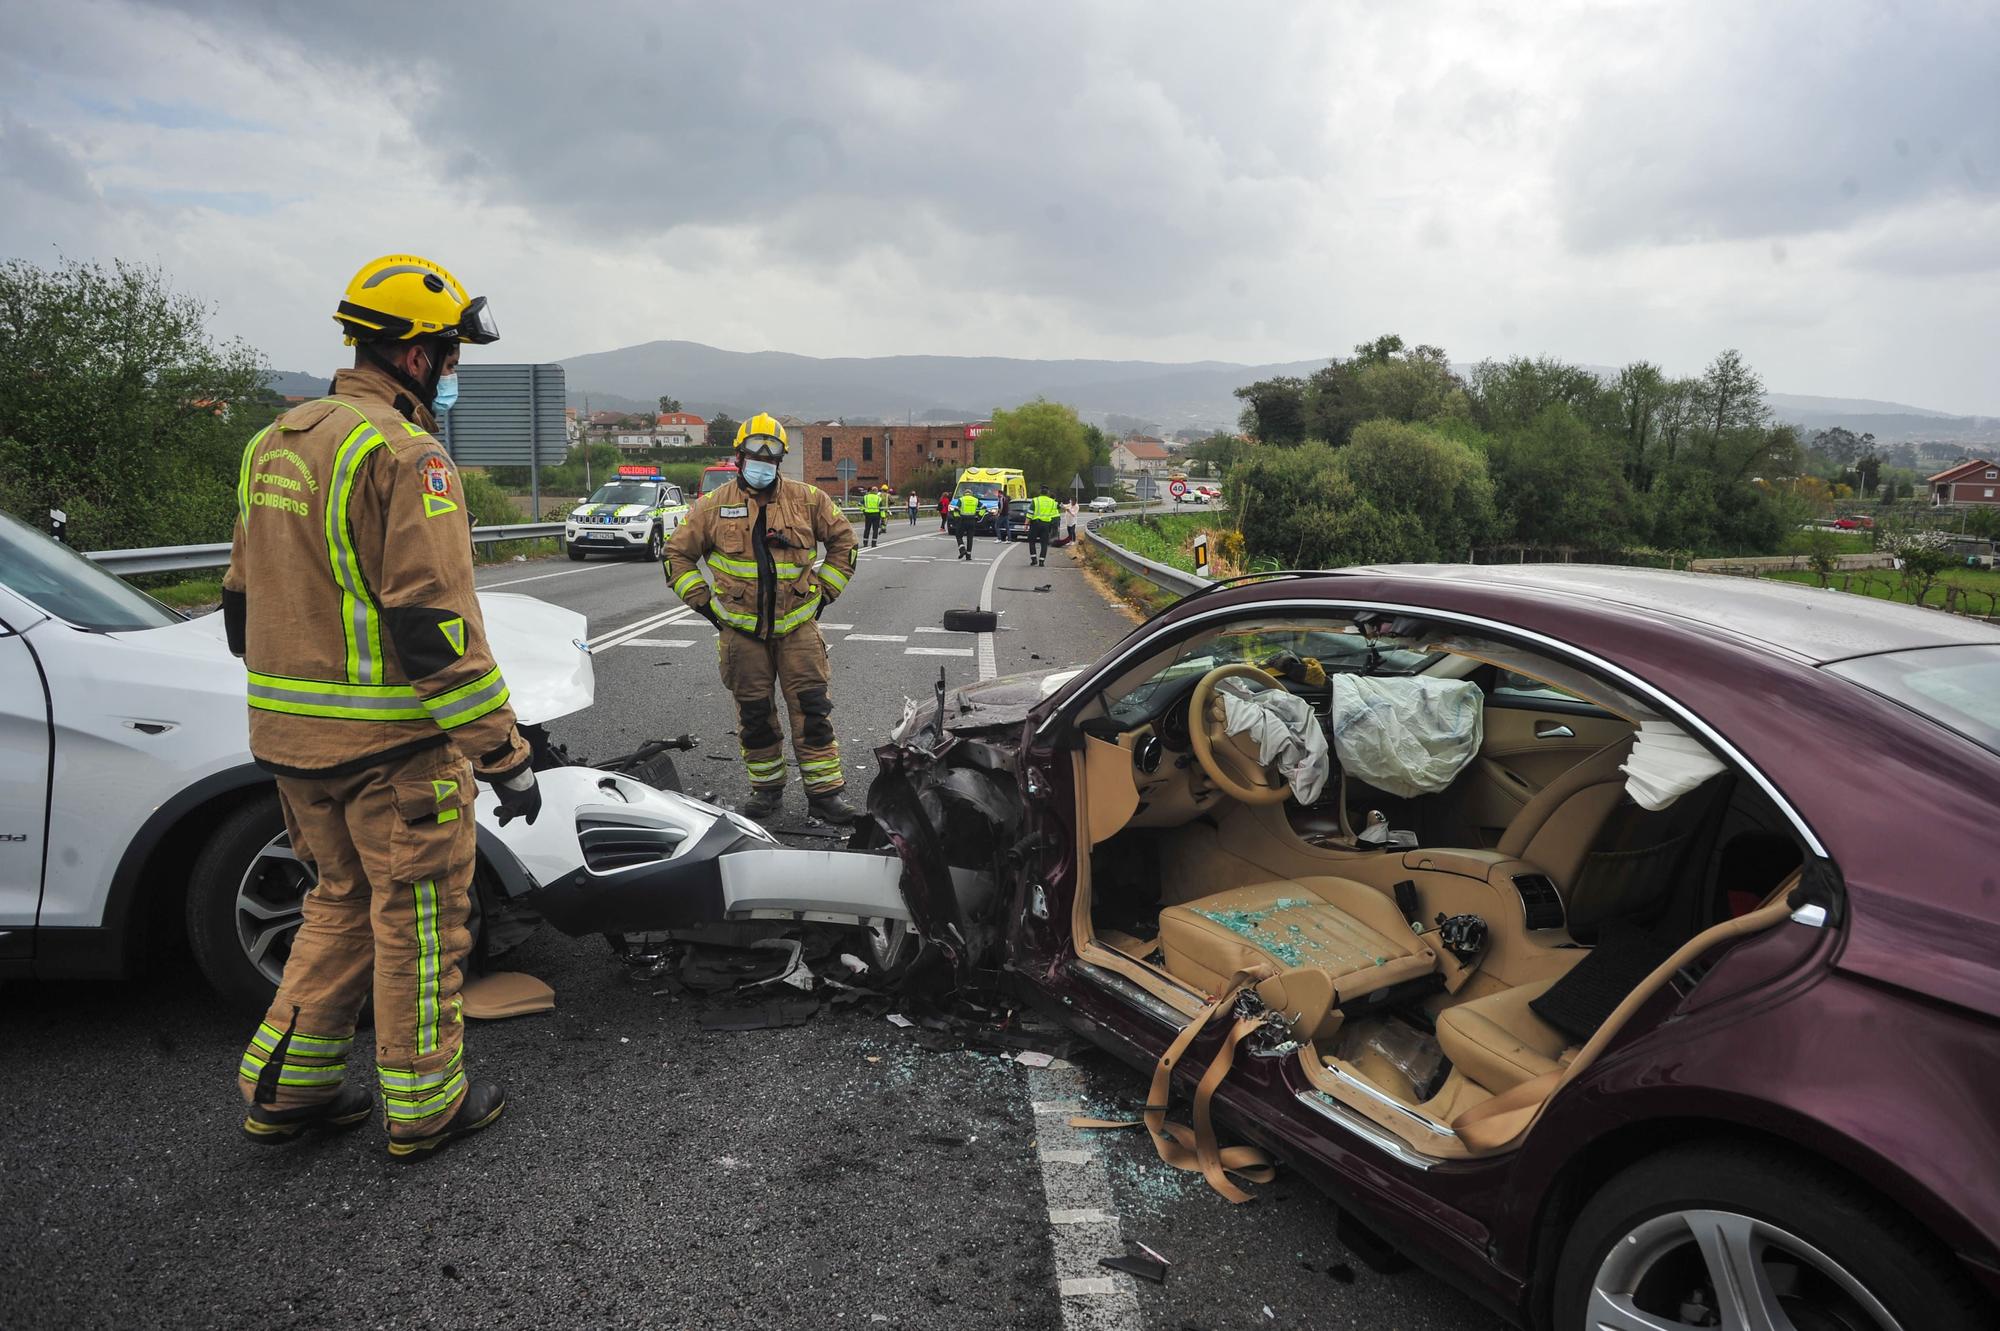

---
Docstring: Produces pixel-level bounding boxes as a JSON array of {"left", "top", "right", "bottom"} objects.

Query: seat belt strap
[{"left": 1070, "top": 963, "right": 1278, "bottom": 1204}]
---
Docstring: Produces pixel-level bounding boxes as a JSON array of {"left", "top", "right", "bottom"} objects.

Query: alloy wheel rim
[
  {"left": 235, "top": 832, "right": 315, "bottom": 985},
  {"left": 864, "top": 916, "right": 907, "bottom": 966},
  {"left": 1588, "top": 1208, "right": 1903, "bottom": 1331}
]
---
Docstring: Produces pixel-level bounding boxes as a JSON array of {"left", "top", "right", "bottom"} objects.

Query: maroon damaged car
[{"left": 866, "top": 565, "right": 2000, "bottom": 1331}]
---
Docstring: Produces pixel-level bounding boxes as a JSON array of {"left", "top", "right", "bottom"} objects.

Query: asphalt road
[{"left": 0, "top": 521, "right": 1505, "bottom": 1331}]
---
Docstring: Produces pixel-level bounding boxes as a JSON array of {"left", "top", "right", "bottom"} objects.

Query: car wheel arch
[{"left": 1521, "top": 1114, "right": 1989, "bottom": 1330}]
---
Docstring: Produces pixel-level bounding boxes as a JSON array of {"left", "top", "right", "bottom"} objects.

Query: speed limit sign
[{"left": 1168, "top": 479, "right": 1187, "bottom": 498}]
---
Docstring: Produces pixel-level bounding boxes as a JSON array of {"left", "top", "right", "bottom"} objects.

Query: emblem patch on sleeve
[{"left": 424, "top": 456, "right": 452, "bottom": 495}]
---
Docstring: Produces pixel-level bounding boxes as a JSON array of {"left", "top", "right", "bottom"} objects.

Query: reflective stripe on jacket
[
  {"left": 664, "top": 477, "right": 858, "bottom": 639},
  {"left": 220, "top": 366, "right": 528, "bottom": 779},
  {"left": 1030, "top": 495, "right": 1060, "bottom": 521}
]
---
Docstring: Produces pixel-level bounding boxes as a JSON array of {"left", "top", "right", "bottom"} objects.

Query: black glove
[
  {"left": 492, "top": 764, "right": 541, "bottom": 827},
  {"left": 815, "top": 597, "right": 829, "bottom": 620}
]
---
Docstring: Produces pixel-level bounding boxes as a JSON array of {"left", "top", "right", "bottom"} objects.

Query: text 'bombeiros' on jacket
[{"left": 221, "top": 366, "right": 530, "bottom": 781}]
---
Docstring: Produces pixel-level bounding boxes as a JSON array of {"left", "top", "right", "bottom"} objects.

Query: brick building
[
  {"left": 781, "top": 421, "right": 988, "bottom": 492},
  {"left": 1928, "top": 458, "right": 2000, "bottom": 506}
]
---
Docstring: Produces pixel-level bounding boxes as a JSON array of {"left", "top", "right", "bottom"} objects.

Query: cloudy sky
[{"left": 2, "top": 1, "right": 1995, "bottom": 412}]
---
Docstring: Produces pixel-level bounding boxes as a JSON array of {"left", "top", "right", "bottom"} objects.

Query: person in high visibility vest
[
  {"left": 1027, "top": 485, "right": 1061, "bottom": 567},
  {"left": 222, "top": 253, "right": 532, "bottom": 1159},
  {"left": 664, "top": 414, "right": 861, "bottom": 824},
  {"left": 860, "top": 485, "right": 885, "bottom": 548},
  {"left": 953, "top": 490, "right": 980, "bottom": 560}
]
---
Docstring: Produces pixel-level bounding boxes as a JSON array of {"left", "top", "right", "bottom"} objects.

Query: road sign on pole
[
  {"left": 836, "top": 456, "right": 856, "bottom": 506},
  {"left": 1135, "top": 472, "right": 1157, "bottom": 502},
  {"left": 1069, "top": 472, "right": 1084, "bottom": 497},
  {"left": 1169, "top": 478, "right": 1188, "bottom": 500},
  {"left": 1193, "top": 532, "right": 1211, "bottom": 578}
]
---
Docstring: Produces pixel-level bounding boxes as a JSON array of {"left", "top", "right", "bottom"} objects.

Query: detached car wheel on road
[{"left": 857, "top": 564, "right": 2000, "bottom": 1329}]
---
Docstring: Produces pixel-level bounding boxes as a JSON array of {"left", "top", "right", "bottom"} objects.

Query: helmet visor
[
  {"left": 457, "top": 296, "right": 500, "bottom": 345},
  {"left": 739, "top": 434, "right": 784, "bottom": 460}
]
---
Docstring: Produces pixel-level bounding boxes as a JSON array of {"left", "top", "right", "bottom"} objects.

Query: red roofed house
[
  {"left": 1111, "top": 437, "right": 1173, "bottom": 472},
  {"left": 1927, "top": 459, "right": 2000, "bottom": 506},
  {"left": 655, "top": 411, "right": 707, "bottom": 447}
]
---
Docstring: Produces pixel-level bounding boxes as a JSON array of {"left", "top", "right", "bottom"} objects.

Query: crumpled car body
[{"left": 863, "top": 567, "right": 2000, "bottom": 1330}]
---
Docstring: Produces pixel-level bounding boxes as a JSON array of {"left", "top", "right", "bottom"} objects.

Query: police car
[{"left": 562, "top": 466, "right": 690, "bottom": 561}]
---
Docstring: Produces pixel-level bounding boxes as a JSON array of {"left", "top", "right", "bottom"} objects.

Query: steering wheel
[{"left": 1188, "top": 663, "right": 1294, "bottom": 805}]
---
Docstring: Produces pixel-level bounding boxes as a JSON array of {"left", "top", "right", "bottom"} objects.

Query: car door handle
[{"left": 1534, "top": 722, "right": 1575, "bottom": 739}]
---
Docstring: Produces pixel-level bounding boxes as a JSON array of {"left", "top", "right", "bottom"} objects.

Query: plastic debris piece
[
  {"left": 1137, "top": 1241, "right": 1172, "bottom": 1267},
  {"left": 1099, "top": 1253, "right": 1167, "bottom": 1285},
  {"left": 886, "top": 1012, "right": 915, "bottom": 1028},
  {"left": 840, "top": 953, "right": 869, "bottom": 974}
]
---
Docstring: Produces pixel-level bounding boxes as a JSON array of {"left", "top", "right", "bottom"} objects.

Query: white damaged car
[{"left": 0, "top": 508, "right": 906, "bottom": 1007}]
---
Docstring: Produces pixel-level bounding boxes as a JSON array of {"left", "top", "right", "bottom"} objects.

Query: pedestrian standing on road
[
  {"left": 995, "top": 489, "right": 1012, "bottom": 542},
  {"left": 665, "top": 413, "right": 860, "bottom": 824},
  {"left": 953, "top": 489, "right": 980, "bottom": 560},
  {"left": 1063, "top": 498, "right": 1079, "bottom": 545},
  {"left": 1026, "top": 485, "right": 1060, "bottom": 566},
  {"left": 906, "top": 491, "right": 918, "bottom": 524},
  {"left": 222, "top": 253, "right": 535, "bottom": 1160},
  {"left": 860, "top": 485, "right": 884, "bottom": 548},
  {"left": 938, "top": 489, "right": 950, "bottom": 532}
]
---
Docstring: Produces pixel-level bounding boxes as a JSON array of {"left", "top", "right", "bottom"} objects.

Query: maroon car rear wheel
[{"left": 1554, "top": 1144, "right": 1987, "bottom": 1331}]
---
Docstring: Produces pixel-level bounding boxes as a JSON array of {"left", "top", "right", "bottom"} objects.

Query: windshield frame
[{"left": 0, "top": 507, "right": 183, "bottom": 633}]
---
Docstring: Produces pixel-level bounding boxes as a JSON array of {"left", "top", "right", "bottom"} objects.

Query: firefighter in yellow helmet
[
  {"left": 221, "top": 254, "right": 532, "bottom": 1158},
  {"left": 665, "top": 413, "right": 861, "bottom": 823}
]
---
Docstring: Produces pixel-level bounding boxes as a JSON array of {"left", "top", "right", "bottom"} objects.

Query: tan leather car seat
[
  {"left": 1496, "top": 737, "right": 1634, "bottom": 891},
  {"left": 1434, "top": 975, "right": 1579, "bottom": 1095},
  {"left": 1158, "top": 878, "right": 1437, "bottom": 1040}
]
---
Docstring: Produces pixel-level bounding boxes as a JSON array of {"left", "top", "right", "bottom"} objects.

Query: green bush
[{"left": 459, "top": 470, "right": 523, "bottom": 527}]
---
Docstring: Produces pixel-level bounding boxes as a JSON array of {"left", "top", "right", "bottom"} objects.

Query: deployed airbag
[
  {"left": 1619, "top": 721, "right": 1726, "bottom": 810},
  {"left": 1218, "top": 680, "right": 1331, "bottom": 804},
  {"left": 1329, "top": 675, "right": 1484, "bottom": 798}
]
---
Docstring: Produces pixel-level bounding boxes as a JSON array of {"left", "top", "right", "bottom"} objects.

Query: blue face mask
[
  {"left": 431, "top": 373, "right": 459, "bottom": 414},
  {"left": 741, "top": 458, "right": 779, "bottom": 489}
]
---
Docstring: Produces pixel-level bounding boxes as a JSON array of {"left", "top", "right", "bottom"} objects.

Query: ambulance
[
  {"left": 562, "top": 465, "right": 690, "bottom": 561},
  {"left": 950, "top": 466, "right": 1028, "bottom": 536}
]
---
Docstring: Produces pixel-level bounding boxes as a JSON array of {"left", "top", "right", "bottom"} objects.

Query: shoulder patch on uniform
[
  {"left": 437, "top": 616, "right": 466, "bottom": 656},
  {"left": 423, "top": 493, "right": 460, "bottom": 519},
  {"left": 719, "top": 504, "right": 749, "bottom": 518},
  {"left": 421, "top": 454, "right": 453, "bottom": 495},
  {"left": 401, "top": 420, "right": 428, "bottom": 437}
]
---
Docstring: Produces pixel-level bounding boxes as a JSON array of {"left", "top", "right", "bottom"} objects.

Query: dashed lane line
[
  {"left": 975, "top": 538, "right": 1020, "bottom": 681},
  {"left": 843, "top": 633, "right": 909, "bottom": 642},
  {"left": 622, "top": 638, "right": 695, "bottom": 648},
  {"left": 905, "top": 646, "right": 972, "bottom": 657},
  {"left": 1030, "top": 1064, "right": 1142, "bottom": 1330}
]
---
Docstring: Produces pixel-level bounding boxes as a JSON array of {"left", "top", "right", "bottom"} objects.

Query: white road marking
[
  {"left": 1031, "top": 1064, "right": 1142, "bottom": 1328},
  {"left": 843, "top": 633, "right": 908, "bottom": 642},
  {"left": 590, "top": 607, "right": 697, "bottom": 651},
  {"left": 912, "top": 626, "right": 953, "bottom": 633},
  {"left": 905, "top": 646, "right": 973, "bottom": 657},
  {"left": 976, "top": 540, "right": 1019, "bottom": 681},
  {"left": 621, "top": 638, "right": 694, "bottom": 647},
  {"left": 481, "top": 563, "right": 616, "bottom": 589},
  {"left": 818, "top": 623, "right": 854, "bottom": 631}
]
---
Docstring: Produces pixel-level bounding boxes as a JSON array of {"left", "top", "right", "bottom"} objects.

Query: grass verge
[
  {"left": 1074, "top": 538, "right": 1178, "bottom": 620},
  {"left": 1764, "top": 564, "right": 2000, "bottom": 615}
]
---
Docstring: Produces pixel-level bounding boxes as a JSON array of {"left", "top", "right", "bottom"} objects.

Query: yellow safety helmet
[
  {"left": 334, "top": 254, "right": 500, "bottom": 346},
  {"left": 733, "top": 412, "right": 788, "bottom": 460}
]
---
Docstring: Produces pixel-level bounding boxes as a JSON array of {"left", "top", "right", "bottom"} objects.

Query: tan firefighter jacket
[
  {"left": 664, "top": 476, "right": 858, "bottom": 639},
  {"left": 220, "top": 365, "right": 531, "bottom": 781}
]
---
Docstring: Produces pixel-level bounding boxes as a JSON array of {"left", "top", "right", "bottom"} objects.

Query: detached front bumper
[{"left": 477, "top": 768, "right": 910, "bottom": 937}]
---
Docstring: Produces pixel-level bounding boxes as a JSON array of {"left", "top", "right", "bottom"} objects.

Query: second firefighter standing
[{"left": 665, "top": 414, "right": 860, "bottom": 823}]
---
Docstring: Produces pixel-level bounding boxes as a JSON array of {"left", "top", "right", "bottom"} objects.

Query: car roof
[{"left": 1338, "top": 563, "right": 2000, "bottom": 666}]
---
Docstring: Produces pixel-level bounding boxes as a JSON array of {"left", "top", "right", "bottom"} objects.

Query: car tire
[
  {"left": 185, "top": 792, "right": 488, "bottom": 1012},
  {"left": 1553, "top": 1143, "right": 1986, "bottom": 1331},
  {"left": 645, "top": 526, "right": 664, "bottom": 561},
  {"left": 566, "top": 541, "right": 588, "bottom": 562}
]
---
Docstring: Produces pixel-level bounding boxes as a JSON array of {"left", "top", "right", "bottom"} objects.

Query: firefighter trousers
[
  {"left": 237, "top": 745, "right": 477, "bottom": 1139},
  {"left": 718, "top": 621, "right": 844, "bottom": 793}
]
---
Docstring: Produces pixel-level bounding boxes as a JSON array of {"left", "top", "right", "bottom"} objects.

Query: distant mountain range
[{"left": 268, "top": 341, "right": 1998, "bottom": 444}]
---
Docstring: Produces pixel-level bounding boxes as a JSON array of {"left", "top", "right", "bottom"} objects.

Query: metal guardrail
[
  {"left": 1083, "top": 514, "right": 1208, "bottom": 597},
  {"left": 86, "top": 522, "right": 566, "bottom": 575}
]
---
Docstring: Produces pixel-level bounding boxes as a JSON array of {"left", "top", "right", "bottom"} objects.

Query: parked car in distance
[
  {"left": 562, "top": 466, "right": 689, "bottom": 561},
  {"left": 868, "top": 563, "right": 2000, "bottom": 1331}
]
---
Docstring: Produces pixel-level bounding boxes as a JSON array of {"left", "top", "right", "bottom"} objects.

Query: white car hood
[{"left": 168, "top": 591, "right": 593, "bottom": 725}]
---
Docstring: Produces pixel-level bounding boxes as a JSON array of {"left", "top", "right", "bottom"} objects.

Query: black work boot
[
  {"left": 806, "top": 789, "right": 860, "bottom": 824},
  {"left": 739, "top": 786, "right": 784, "bottom": 821},
  {"left": 242, "top": 1080, "right": 373, "bottom": 1146},
  {"left": 387, "top": 1080, "right": 507, "bottom": 1160}
]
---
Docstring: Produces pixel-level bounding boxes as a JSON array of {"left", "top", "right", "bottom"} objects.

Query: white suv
[{"left": 0, "top": 507, "right": 605, "bottom": 1007}]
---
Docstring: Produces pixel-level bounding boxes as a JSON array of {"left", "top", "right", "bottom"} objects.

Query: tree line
[{"left": 1221, "top": 335, "right": 1839, "bottom": 568}]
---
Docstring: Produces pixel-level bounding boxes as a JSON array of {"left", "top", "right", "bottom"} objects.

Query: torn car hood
[{"left": 941, "top": 665, "right": 1085, "bottom": 732}]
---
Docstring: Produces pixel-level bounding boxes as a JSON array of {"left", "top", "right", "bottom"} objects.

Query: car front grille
[{"left": 577, "top": 816, "right": 689, "bottom": 873}]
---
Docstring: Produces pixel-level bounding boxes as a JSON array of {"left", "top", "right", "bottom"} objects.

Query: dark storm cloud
[
  {"left": 1556, "top": 3, "right": 2000, "bottom": 253},
  {"left": 0, "top": 114, "right": 98, "bottom": 206},
  {"left": 135, "top": 0, "right": 1337, "bottom": 307}
]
